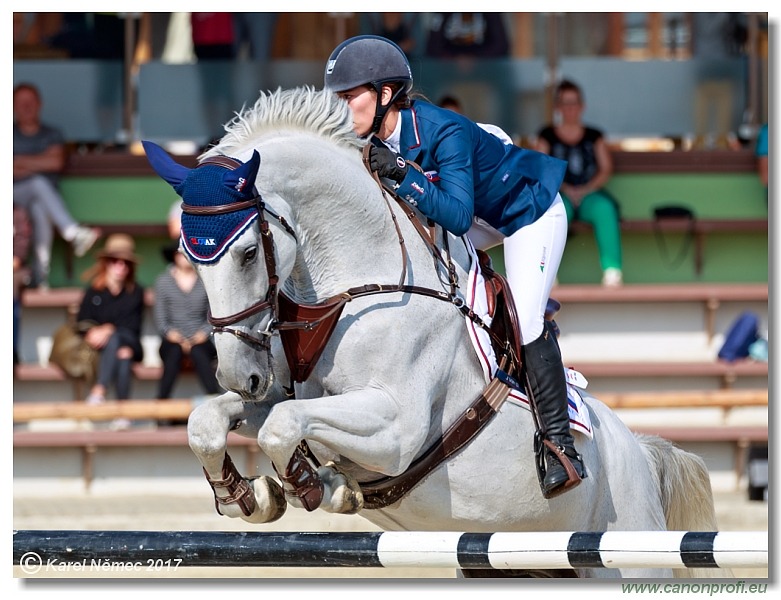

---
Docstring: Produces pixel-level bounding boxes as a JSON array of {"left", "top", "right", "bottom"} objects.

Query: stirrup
[
  {"left": 542, "top": 440, "right": 583, "bottom": 498},
  {"left": 534, "top": 433, "right": 584, "bottom": 499}
]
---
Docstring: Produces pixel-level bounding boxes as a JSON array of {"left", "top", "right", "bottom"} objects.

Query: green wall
[
  {"left": 52, "top": 177, "right": 176, "bottom": 288},
  {"left": 51, "top": 171, "right": 768, "bottom": 289},
  {"left": 60, "top": 177, "right": 176, "bottom": 224},
  {"left": 605, "top": 173, "right": 767, "bottom": 220},
  {"left": 496, "top": 172, "right": 769, "bottom": 284}
]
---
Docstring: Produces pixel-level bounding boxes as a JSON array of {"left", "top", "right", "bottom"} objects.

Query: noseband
[{"left": 182, "top": 156, "right": 296, "bottom": 351}]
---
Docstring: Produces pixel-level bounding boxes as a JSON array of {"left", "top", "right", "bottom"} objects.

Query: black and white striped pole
[{"left": 14, "top": 530, "right": 767, "bottom": 571}]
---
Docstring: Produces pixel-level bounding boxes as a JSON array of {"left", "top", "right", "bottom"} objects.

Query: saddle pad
[{"left": 462, "top": 238, "right": 593, "bottom": 439}]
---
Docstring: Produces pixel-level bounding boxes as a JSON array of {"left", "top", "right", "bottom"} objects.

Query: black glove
[{"left": 369, "top": 146, "right": 408, "bottom": 184}]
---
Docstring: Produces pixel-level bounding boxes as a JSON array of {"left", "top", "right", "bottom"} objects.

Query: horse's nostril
[{"left": 248, "top": 375, "right": 260, "bottom": 395}]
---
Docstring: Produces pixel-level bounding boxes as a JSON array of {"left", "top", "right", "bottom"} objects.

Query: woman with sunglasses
[{"left": 77, "top": 234, "right": 145, "bottom": 418}]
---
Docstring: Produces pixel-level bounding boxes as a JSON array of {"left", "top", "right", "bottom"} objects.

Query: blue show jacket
[{"left": 391, "top": 100, "right": 567, "bottom": 237}]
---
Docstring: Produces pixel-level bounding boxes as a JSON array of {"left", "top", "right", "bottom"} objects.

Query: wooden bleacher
[
  {"left": 13, "top": 390, "right": 767, "bottom": 490},
  {"left": 564, "top": 360, "right": 767, "bottom": 390},
  {"left": 550, "top": 282, "right": 767, "bottom": 342},
  {"left": 16, "top": 282, "right": 768, "bottom": 392}
]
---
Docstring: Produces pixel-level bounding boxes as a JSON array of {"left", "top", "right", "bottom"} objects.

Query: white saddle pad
[{"left": 461, "top": 239, "right": 593, "bottom": 439}]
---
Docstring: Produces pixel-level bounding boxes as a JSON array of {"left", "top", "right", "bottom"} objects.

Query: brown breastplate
[{"left": 277, "top": 292, "right": 348, "bottom": 382}]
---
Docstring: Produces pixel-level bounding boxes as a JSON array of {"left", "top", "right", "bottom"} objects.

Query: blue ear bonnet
[
  {"left": 142, "top": 140, "right": 261, "bottom": 264},
  {"left": 177, "top": 165, "right": 258, "bottom": 263}
]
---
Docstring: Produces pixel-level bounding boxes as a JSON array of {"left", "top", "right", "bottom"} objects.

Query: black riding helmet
[{"left": 324, "top": 35, "right": 413, "bottom": 134}]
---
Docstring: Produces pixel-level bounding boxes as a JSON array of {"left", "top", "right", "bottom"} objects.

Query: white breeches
[{"left": 467, "top": 194, "right": 567, "bottom": 344}]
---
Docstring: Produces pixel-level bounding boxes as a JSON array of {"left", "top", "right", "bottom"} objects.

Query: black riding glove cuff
[{"left": 369, "top": 146, "right": 408, "bottom": 184}]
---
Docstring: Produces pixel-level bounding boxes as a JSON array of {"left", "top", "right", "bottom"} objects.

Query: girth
[{"left": 359, "top": 367, "right": 512, "bottom": 509}]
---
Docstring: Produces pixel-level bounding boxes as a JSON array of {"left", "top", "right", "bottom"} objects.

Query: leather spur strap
[{"left": 360, "top": 372, "right": 512, "bottom": 509}]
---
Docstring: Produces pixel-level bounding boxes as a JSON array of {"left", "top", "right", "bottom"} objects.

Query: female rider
[{"left": 324, "top": 35, "right": 584, "bottom": 498}]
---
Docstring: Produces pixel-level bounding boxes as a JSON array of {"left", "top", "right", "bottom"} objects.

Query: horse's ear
[
  {"left": 223, "top": 150, "right": 261, "bottom": 198},
  {"left": 142, "top": 140, "right": 190, "bottom": 188}
]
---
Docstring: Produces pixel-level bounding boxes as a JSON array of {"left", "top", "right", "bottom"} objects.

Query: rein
[
  {"left": 193, "top": 149, "right": 503, "bottom": 378},
  {"left": 192, "top": 147, "right": 519, "bottom": 511}
]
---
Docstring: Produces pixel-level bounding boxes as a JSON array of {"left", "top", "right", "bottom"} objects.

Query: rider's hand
[{"left": 369, "top": 146, "right": 408, "bottom": 184}]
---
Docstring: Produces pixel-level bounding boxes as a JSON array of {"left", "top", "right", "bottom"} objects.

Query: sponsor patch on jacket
[{"left": 411, "top": 182, "right": 426, "bottom": 195}]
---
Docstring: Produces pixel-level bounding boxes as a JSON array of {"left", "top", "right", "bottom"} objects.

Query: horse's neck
[
  {"left": 264, "top": 153, "right": 431, "bottom": 301},
  {"left": 258, "top": 136, "right": 471, "bottom": 303}
]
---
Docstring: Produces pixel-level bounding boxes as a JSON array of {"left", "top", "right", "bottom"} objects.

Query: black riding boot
[{"left": 523, "top": 322, "right": 585, "bottom": 498}]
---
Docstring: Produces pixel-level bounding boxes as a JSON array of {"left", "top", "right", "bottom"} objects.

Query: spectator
[
  {"left": 232, "top": 13, "right": 278, "bottom": 60},
  {"left": 167, "top": 199, "right": 183, "bottom": 240},
  {"left": 756, "top": 123, "right": 768, "bottom": 193},
  {"left": 154, "top": 244, "right": 221, "bottom": 401},
  {"left": 190, "top": 13, "right": 235, "bottom": 60},
  {"left": 13, "top": 82, "right": 99, "bottom": 288},
  {"left": 691, "top": 13, "right": 747, "bottom": 146},
  {"left": 14, "top": 206, "right": 33, "bottom": 365},
  {"left": 77, "top": 234, "right": 145, "bottom": 423},
  {"left": 45, "top": 13, "right": 126, "bottom": 59},
  {"left": 367, "top": 13, "right": 417, "bottom": 55},
  {"left": 438, "top": 95, "right": 463, "bottom": 113},
  {"left": 426, "top": 13, "right": 509, "bottom": 59},
  {"left": 535, "top": 79, "right": 623, "bottom": 287}
]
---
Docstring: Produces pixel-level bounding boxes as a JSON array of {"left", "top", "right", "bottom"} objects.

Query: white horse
[{"left": 144, "top": 86, "right": 726, "bottom": 578}]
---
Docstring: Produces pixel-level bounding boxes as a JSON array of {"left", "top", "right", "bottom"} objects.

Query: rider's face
[{"left": 337, "top": 85, "right": 377, "bottom": 137}]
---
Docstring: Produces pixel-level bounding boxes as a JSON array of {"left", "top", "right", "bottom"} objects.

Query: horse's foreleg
[
  {"left": 188, "top": 392, "right": 287, "bottom": 523},
  {"left": 258, "top": 385, "right": 427, "bottom": 515}
]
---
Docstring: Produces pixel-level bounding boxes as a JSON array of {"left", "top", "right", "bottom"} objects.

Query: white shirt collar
[{"left": 382, "top": 113, "right": 403, "bottom": 154}]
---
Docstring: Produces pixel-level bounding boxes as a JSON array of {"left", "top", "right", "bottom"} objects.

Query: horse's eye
[{"left": 244, "top": 245, "right": 258, "bottom": 264}]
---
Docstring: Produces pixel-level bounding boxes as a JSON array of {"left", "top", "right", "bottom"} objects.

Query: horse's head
[{"left": 144, "top": 141, "right": 297, "bottom": 400}]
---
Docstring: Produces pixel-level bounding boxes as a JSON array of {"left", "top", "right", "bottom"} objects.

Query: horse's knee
[
  {"left": 258, "top": 403, "right": 304, "bottom": 454},
  {"left": 188, "top": 405, "right": 230, "bottom": 458}
]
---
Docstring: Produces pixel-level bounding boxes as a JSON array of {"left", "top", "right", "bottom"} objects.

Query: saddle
[{"left": 474, "top": 249, "right": 522, "bottom": 371}]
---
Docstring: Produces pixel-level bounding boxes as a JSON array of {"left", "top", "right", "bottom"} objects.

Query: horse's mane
[{"left": 201, "top": 86, "right": 363, "bottom": 160}]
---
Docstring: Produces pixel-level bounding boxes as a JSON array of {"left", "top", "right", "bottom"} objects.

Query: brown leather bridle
[{"left": 181, "top": 156, "right": 297, "bottom": 352}]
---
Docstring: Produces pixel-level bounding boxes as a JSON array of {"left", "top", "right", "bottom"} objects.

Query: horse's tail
[{"left": 635, "top": 433, "right": 734, "bottom": 579}]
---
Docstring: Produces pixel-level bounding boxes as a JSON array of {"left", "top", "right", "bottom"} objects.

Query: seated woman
[
  {"left": 535, "top": 79, "right": 623, "bottom": 287},
  {"left": 77, "top": 234, "right": 145, "bottom": 411},
  {"left": 154, "top": 242, "right": 220, "bottom": 400}
]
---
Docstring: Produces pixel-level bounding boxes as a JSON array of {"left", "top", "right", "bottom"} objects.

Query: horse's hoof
[
  {"left": 245, "top": 475, "right": 287, "bottom": 523},
  {"left": 321, "top": 462, "right": 364, "bottom": 514}
]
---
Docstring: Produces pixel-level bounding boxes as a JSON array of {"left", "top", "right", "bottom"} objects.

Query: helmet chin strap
[{"left": 370, "top": 83, "right": 405, "bottom": 135}]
